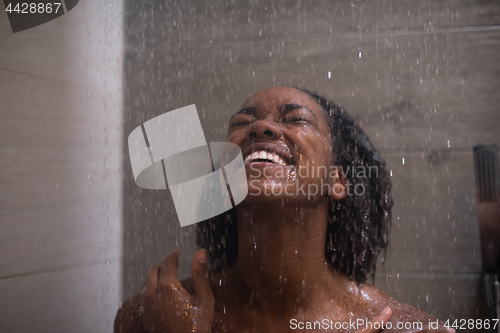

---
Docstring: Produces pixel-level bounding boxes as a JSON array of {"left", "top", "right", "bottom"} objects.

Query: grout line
[
  {"left": 0, "top": 66, "right": 121, "bottom": 98},
  {"left": 126, "top": 24, "right": 500, "bottom": 52},
  {"left": 0, "top": 65, "right": 64, "bottom": 84},
  {"left": 0, "top": 257, "right": 120, "bottom": 280}
]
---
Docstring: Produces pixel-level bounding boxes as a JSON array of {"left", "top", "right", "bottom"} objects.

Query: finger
[
  {"left": 192, "top": 249, "right": 215, "bottom": 310},
  {"left": 142, "top": 264, "right": 161, "bottom": 304},
  {"left": 158, "top": 250, "right": 183, "bottom": 291},
  {"left": 145, "top": 264, "right": 160, "bottom": 291},
  {"left": 357, "top": 307, "right": 392, "bottom": 332}
]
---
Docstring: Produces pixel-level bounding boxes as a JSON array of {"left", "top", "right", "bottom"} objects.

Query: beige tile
[
  {"left": 0, "top": 261, "right": 120, "bottom": 333},
  {"left": 0, "top": 7, "right": 124, "bottom": 327},
  {"left": 0, "top": 1, "right": 123, "bottom": 95},
  {"left": 0, "top": 68, "right": 122, "bottom": 277}
]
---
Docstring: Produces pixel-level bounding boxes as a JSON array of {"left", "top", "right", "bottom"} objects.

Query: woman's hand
[{"left": 141, "top": 250, "right": 215, "bottom": 333}]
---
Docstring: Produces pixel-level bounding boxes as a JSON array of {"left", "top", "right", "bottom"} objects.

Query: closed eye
[
  {"left": 230, "top": 121, "right": 250, "bottom": 127},
  {"left": 291, "top": 117, "right": 308, "bottom": 122},
  {"left": 229, "top": 115, "right": 254, "bottom": 128},
  {"left": 282, "top": 116, "right": 312, "bottom": 124},
  {"left": 280, "top": 104, "right": 317, "bottom": 125}
]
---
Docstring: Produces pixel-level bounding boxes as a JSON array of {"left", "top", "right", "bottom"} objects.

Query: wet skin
[{"left": 114, "top": 87, "right": 453, "bottom": 333}]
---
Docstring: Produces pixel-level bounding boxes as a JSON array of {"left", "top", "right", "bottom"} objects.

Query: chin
[
  {"left": 241, "top": 176, "right": 330, "bottom": 206},
  {"left": 243, "top": 178, "right": 318, "bottom": 202},
  {"left": 243, "top": 178, "right": 292, "bottom": 202}
]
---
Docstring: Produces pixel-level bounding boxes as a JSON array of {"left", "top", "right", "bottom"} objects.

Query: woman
[{"left": 115, "top": 87, "right": 454, "bottom": 333}]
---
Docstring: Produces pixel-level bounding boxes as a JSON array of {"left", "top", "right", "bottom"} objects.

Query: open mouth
[{"left": 244, "top": 150, "right": 288, "bottom": 166}]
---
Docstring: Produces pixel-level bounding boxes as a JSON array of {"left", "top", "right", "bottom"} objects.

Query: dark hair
[{"left": 196, "top": 88, "right": 393, "bottom": 283}]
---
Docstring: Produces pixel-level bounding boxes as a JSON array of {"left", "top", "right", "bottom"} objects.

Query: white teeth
[{"left": 245, "top": 150, "right": 287, "bottom": 165}]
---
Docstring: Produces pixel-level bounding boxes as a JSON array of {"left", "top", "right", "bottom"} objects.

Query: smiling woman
[{"left": 114, "top": 87, "right": 455, "bottom": 333}]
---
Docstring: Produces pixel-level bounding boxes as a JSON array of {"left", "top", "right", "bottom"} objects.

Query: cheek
[
  {"left": 225, "top": 132, "right": 237, "bottom": 143},
  {"left": 226, "top": 129, "right": 246, "bottom": 146},
  {"left": 297, "top": 134, "right": 332, "bottom": 167},
  {"left": 293, "top": 135, "right": 333, "bottom": 186},
  {"left": 313, "top": 130, "right": 333, "bottom": 164}
]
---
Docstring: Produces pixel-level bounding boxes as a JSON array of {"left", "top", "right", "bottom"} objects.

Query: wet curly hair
[{"left": 196, "top": 88, "right": 393, "bottom": 284}]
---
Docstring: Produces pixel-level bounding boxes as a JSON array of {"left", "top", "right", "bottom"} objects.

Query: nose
[{"left": 247, "top": 118, "right": 281, "bottom": 140}]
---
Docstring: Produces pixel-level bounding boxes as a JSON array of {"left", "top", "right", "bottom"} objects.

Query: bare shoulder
[{"left": 361, "top": 284, "right": 450, "bottom": 333}]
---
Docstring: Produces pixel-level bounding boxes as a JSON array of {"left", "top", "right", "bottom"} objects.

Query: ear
[{"left": 329, "top": 168, "right": 347, "bottom": 201}]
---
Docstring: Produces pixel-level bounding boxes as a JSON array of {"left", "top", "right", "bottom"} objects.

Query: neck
[{"left": 231, "top": 198, "right": 347, "bottom": 318}]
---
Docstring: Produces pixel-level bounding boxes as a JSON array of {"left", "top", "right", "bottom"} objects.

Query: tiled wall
[
  {"left": 0, "top": 1, "right": 124, "bottom": 332},
  {"left": 122, "top": 0, "right": 500, "bottom": 327}
]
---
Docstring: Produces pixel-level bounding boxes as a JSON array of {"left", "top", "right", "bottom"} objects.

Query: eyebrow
[
  {"left": 281, "top": 104, "right": 317, "bottom": 120},
  {"left": 230, "top": 104, "right": 317, "bottom": 121},
  {"left": 230, "top": 106, "right": 257, "bottom": 121}
]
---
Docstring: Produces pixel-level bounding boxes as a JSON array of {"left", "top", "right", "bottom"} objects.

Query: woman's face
[{"left": 227, "top": 87, "right": 339, "bottom": 204}]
